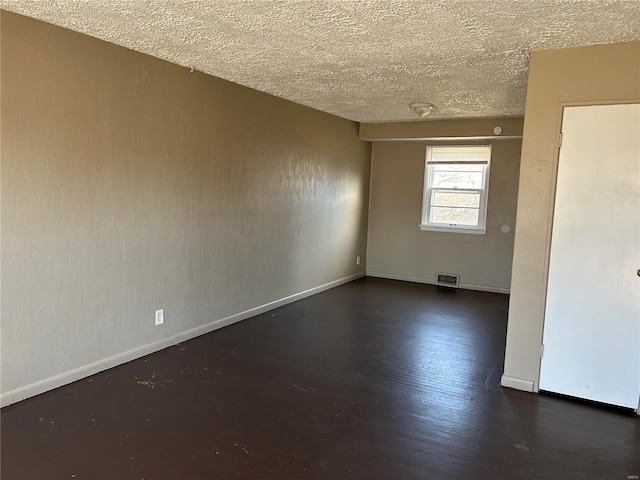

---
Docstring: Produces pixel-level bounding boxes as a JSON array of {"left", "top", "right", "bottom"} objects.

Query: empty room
[{"left": 1, "top": 2, "right": 639, "bottom": 479}]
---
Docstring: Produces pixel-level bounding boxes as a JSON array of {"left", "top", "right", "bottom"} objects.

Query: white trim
[
  {"left": 419, "top": 224, "right": 486, "bottom": 235},
  {"left": 366, "top": 271, "right": 510, "bottom": 294},
  {"left": 0, "top": 272, "right": 365, "bottom": 407},
  {"left": 458, "top": 282, "right": 510, "bottom": 294},
  {"left": 421, "top": 145, "right": 492, "bottom": 233},
  {"left": 501, "top": 375, "right": 536, "bottom": 392},
  {"left": 0, "top": 338, "right": 176, "bottom": 408}
]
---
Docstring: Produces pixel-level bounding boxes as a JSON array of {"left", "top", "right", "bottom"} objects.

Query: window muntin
[{"left": 420, "top": 145, "right": 491, "bottom": 234}]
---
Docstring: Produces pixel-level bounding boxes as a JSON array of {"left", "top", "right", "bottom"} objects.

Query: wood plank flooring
[{"left": 2, "top": 277, "right": 638, "bottom": 479}]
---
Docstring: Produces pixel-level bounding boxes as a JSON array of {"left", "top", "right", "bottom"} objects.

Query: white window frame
[{"left": 419, "top": 145, "right": 492, "bottom": 234}]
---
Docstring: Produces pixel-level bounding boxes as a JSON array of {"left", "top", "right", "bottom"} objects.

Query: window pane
[
  {"left": 433, "top": 164, "right": 484, "bottom": 172},
  {"left": 430, "top": 207, "right": 479, "bottom": 226},
  {"left": 431, "top": 166, "right": 484, "bottom": 189},
  {"left": 432, "top": 191, "right": 480, "bottom": 208}
]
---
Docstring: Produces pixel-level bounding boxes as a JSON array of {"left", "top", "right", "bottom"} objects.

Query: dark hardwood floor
[{"left": 2, "top": 277, "right": 638, "bottom": 479}]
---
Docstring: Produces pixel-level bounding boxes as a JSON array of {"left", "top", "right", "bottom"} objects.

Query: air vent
[{"left": 436, "top": 272, "right": 460, "bottom": 288}]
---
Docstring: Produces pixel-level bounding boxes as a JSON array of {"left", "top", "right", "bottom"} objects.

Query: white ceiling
[{"left": 2, "top": 1, "right": 639, "bottom": 122}]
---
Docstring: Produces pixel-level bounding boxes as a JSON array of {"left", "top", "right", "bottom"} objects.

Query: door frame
[{"left": 534, "top": 100, "right": 640, "bottom": 413}]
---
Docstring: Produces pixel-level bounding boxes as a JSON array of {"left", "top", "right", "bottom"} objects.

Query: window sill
[{"left": 419, "top": 224, "right": 486, "bottom": 235}]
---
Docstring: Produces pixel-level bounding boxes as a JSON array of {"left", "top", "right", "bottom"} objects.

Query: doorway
[{"left": 539, "top": 103, "right": 640, "bottom": 409}]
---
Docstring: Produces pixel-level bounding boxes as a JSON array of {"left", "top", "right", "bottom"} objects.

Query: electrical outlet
[
  {"left": 155, "top": 309, "right": 164, "bottom": 326},
  {"left": 356, "top": 256, "right": 361, "bottom": 266}
]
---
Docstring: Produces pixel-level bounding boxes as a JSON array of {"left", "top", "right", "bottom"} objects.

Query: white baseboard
[
  {"left": 0, "top": 272, "right": 365, "bottom": 408},
  {"left": 500, "top": 375, "right": 536, "bottom": 392},
  {"left": 1, "top": 338, "right": 177, "bottom": 408},
  {"left": 366, "top": 271, "right": 510, "bottom": 294}
]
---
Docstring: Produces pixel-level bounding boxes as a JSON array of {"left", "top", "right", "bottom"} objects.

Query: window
[{"left": 420, "top": 145, "right": 491, "bottom": 234}]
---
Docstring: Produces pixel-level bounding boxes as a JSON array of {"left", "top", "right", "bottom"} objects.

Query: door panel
[{"left": 539, "top": 104, "right": 640, "bottom": 409}]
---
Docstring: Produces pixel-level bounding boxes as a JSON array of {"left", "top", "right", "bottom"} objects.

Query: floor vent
[{"left": 436, "top": 273, "right": 460, "bottom": 288}]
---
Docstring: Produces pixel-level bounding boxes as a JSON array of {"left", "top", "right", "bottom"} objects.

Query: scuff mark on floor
[
  {"left": 292, "top": 384, "right": 313, "bottom": 392},
  {"left": 514, "top": 442, "right": 535, "bottom": 452}
]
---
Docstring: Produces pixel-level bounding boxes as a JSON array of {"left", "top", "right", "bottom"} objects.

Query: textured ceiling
[{"left": 2, "top": 1, "right": 639, "bottom": 122}]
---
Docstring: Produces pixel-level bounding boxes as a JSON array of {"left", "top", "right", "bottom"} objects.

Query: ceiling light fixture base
[{"left": 409, "top": 102, "right": 434, "bottom": 118}]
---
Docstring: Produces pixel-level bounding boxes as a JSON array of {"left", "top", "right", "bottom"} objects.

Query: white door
[{"left": 539, "top": 103, "right": 640, "bottom": 409}]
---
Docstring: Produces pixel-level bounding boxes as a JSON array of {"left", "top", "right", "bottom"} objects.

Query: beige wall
[
  {"left": 502, "top": 41, "right": 640, "bottom": 392},
  {"left": 0, "top": 12, "right": 371, "bottom": 405},
  {"left": 366, "top": 118, "right": 522, "bottom": 292}
]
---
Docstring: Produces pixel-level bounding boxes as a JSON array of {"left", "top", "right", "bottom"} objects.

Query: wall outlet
[
  {"left": 155, "top": 309, "right": 164, "bottom": 326},
  {"left": 356, "top": 256, "right": 361, "bottom": 266}
]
